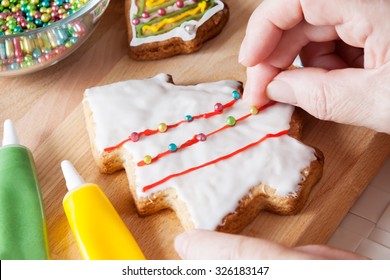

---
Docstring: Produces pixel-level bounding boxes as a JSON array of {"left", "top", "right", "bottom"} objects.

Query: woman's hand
[{"left": 240, "top": 0, "right": 390, "bottom": 134}]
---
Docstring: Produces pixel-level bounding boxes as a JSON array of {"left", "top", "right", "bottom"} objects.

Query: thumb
[
  {"left": 174, "top": 230, "right": 367, "bottom": 260},
  {"left": 266, "top": 67, "right": 390, "bottom": 134},
  {"left": 175, "top": 229, "right": 313, "bottom": 260}
]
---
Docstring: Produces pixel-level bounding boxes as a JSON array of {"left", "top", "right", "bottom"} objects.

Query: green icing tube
[{"left": 0, "top": 120, "right": 49, "bottom": 260}]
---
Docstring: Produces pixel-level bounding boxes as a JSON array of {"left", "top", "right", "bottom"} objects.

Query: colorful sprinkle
[
  {"left": 226, "top": 116, "right": 236, "bottom": 126},
  {"left": 214, "top": 102, "right": 223, "bottom": 113},
  {"left": 196, "top": 133, "right": 207, "bottom": 142},
  {"left": 158, "top": 122, "right": 168, "bottom": 133},
  {"left": 232, "top": 90, "right": 241, "bottom": 100},
  {"left": 130, "top": 132, "right": 140, "bottom": 142},
  {"left": 143, "top": 155, "right": 153, "bottom": 165},
  {"left": 168, "top": 143, "right": 178, "bottom": 152},
  {"left": 0, "top": 0, "right": 91, "bottom": 35},
  {"left": 157, "top": 8, "right": 166, "bottom": 16},
  {"left": 250, "top": 106, "right": 259, "bottom": 115},
  {"left": 132, "top": 18, "right": 140, "bottom": 25},
  {"left": 142, "top": 12, "right": 150, "bottom": 18},
  {"left": 176, "top": 0, "right": 184, "bottom": 8},
  {"left": 185, "top": 115, "right": 193, "bottom": 122},
  {"left": 184, "top": 24, "right": 195, "bottom": 34}
]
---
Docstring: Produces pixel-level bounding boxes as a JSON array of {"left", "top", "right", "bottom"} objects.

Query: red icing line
[
  {"left": 103, "top": 98, "right": 239, "bottom": 152},
  {"left": 141, "top": 129, "right": 289, "bottom": 192},
  {"left": 198, "top": 99, "right": 237, "bottom": 119},
  {"left": 138, "top": 135, "right": 201, "bottom": 167},
  {"left": 180, "top": 135, "right": 200, "bottom": 149},
  {"left": 137, "top": 101, "right": 277, "bottom": 166},
  {"left": 260, "top": 100, "right": 277, "bottom": 110},
  {"left": 206, "top": 113, "right": 251, "bottom": 137}
]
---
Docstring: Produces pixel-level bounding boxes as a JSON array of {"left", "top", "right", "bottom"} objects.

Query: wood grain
[{"left": 1, "top": 0, "right": 389, "bottom": 260}]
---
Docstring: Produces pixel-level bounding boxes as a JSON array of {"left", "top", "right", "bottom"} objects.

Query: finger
[
  {"left": 175, "top": 229, "right": 320, "bottom": 260},
  {"left": 239, "top": 0, "right": 303, "bottom": 66},
  {"left": 295, "top": 245, "right": 368, "bottom": 260},
  {"left": 243, "top": 63, "right": 280, "bottom": 107},
  {"left": 263, "top": 22, "right": 339, "bottom": 69},
  {"left": 266, "top": 67, "right": 390, "bottom": 134},
  {"left": 239, "top": 0, "right": 347, "bottom": 67},
  {"left": 243, "top": 22, "right": 340, "bottom": 106},
  {"left": 300, "top": 42, "right": 348, "bottom": 69}
]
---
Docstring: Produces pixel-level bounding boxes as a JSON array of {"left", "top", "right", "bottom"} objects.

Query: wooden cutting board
[{"left": 1, "top": 0, "right": 389, "bottom": 260}]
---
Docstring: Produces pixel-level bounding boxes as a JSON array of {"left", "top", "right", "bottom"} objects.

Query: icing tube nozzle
[
  {"left": 61, "top": 160, "right": 145, "bottom": 260},
  {"left": 2, "top": 119, "right": 20, "bottom": 146},
  {"left": 61, "top": 160, "right": 85, "bottom": 192}
]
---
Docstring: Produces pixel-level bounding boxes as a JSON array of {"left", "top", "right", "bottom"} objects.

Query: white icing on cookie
[
  {"left": 84, "top": 74, "right": 317, "bottom": 230},
  {"left": 130, "top": 0, "right": 225, "bottom": 47}
]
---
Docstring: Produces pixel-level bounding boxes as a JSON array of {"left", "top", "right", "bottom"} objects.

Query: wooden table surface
[{"left": 1, "top": 0, "right": 389, "bottom": 260}]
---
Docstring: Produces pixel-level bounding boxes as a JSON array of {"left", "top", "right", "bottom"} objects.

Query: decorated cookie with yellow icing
[
  {"left": 83, "top": 74, "right": 324, "bottom": 233},
  {"left": 125, "top": 0, "right": 230, "bottom": 60}
]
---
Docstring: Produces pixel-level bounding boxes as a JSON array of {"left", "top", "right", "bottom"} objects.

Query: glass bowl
[{"left": 0, "top": 0, "right": 110, "bottom": 76}]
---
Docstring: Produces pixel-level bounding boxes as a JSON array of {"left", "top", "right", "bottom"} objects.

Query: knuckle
[{"left": 308, "top": 81, "right": 334, "bottom": 121}]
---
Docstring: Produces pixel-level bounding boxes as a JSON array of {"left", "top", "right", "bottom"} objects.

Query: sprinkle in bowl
[{"left": 0, "top": 0, "right": 110, "bottom": 76}]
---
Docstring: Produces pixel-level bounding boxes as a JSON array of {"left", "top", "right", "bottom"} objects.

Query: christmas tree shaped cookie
[
  {"left": 125, "top": 0, "right": 230, "bottom": 60},
  {"left": 83, "top": 74, "right": 324, "bottom": 232}
]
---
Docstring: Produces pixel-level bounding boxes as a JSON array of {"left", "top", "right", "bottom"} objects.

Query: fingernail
[
  {"left": 238, "top": 37, "right": 247, "bottom": 64},
  {"left": 266, "top": 80, "right": 297, "bottom": 105},
  {"left": 239, "top": 52, "right": 246, "bottom": 64}
]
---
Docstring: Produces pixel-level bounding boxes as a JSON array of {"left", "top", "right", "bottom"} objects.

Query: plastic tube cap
[
  {"left": 61, "top": 160, "right": 85, "bottom": 192},
  {"left": 2, "top": 119, "right": 20, "bottom": 146}
]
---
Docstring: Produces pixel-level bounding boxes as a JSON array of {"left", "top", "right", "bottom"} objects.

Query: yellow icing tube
[{"left": 61, "top": 160, "right": 145, "bottom": 260}]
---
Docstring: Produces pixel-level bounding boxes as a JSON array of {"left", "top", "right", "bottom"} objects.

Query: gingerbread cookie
[
  {"left": 83, "top": 74, "right": 324, "bottom": 232},
  {"left": 125, "top": 0, "right": 230, "bottom": 60}
]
